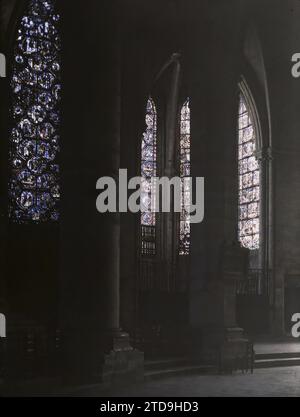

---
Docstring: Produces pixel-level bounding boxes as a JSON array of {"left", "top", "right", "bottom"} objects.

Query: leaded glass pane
[
  {"left": 141, "top": 98, "right": 157, "bottom": 255},
  {"left": 179, "top": 99, "right": 191, "bottom": 256},
  {"left": 9, "top": 0, "right": 61, "bottom": 223},
  {"left": 238, "top": 94, "right": 260, "bottom": 250}
]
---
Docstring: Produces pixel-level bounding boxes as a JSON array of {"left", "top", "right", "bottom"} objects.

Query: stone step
[
  {"left": 144, "top": 364, "right": 216, "bottom": 381},
  {"left": 145, "top": 357, "right": 188, "bottom": 371},
  {"left": 256, "top": 351, "right": 300, "bottom": 360},
  {"left": 255, "top": 357, "right": 300, "bottom": 369}
]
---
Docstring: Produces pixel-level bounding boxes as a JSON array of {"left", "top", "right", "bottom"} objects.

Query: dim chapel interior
[{"left": 0, "top": 0, "right": 300, "bottom": 393}]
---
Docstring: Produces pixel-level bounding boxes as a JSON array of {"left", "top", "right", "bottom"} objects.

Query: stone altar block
[{"left": 200, "top": 241, "right": 252, "bottom": 372}]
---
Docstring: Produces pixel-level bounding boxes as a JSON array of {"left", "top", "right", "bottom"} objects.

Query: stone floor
[
  {"left": 255, "top": 341, "right": 300, "bottom": 355},
  {"left": 5, "top": 340, "right": 300, "bottom": 396},
  {"left": 69, "top": 366, "right": 300, "bottom": 397},
  {"left": 53, "top": 340, "right": 300, "bottom": 397}
]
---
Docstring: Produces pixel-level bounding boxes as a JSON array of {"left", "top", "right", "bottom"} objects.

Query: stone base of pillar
[
  {"left": 200, "top": 326, "right": 252, "bottom": 373},
  {"left": 102, "top": 349, "right": 144, "bottom": 385},
  {"left": 218, "top": 327, "right": 253, "bottom": 373},
  {"left": 101, "top": 329, "right": 144, "bottom": 384},
  {"left": 104, "top": 328, "right": 133, "bottom": 352},
  {"left": 61, "top": 328, "right": 144, "bottom": 386}
]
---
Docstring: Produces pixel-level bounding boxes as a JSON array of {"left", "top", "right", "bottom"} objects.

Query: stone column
[
  {"left": 257, "top": 147, "right": 275, "bottom": 332},
  {"left": 164, "top": 54, "right": 181, "bottom": 290},
  {"left": 59, "top": 0, "right": 143, "bottom": 384},
  {"left": 101, "top": 37, "right": 136, "bottom": 354}
]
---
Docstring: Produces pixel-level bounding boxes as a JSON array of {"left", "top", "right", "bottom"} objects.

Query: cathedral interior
[{"left": 1, "top": 0, "right": 300, "bottom": 397}]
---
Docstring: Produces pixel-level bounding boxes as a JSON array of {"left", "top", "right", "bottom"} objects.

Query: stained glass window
[
  {"left": 141, "top": 98, "right": 157, "bottom": 255},
  {"left": 179, "top": 99, "right": 191, "bottom": 255},
  {"left": 238, "top": 93, "right": 260, "bottom": 250},
  {"left": 9, "top": 0, "right": 61, "bottom": 223}
]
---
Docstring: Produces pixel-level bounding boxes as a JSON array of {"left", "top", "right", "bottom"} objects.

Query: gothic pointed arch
[{"left": 238, "top": 85, "right": 260, "bottom": 250}]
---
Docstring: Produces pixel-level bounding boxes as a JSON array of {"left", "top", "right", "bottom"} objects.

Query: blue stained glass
[{"left": 9, "top": 0, "right": 61, "bottom": 223}]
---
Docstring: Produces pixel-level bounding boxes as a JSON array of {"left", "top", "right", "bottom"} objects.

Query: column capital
[{"left": 256, "top": 146, "right": 273, "bottom": 162}]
